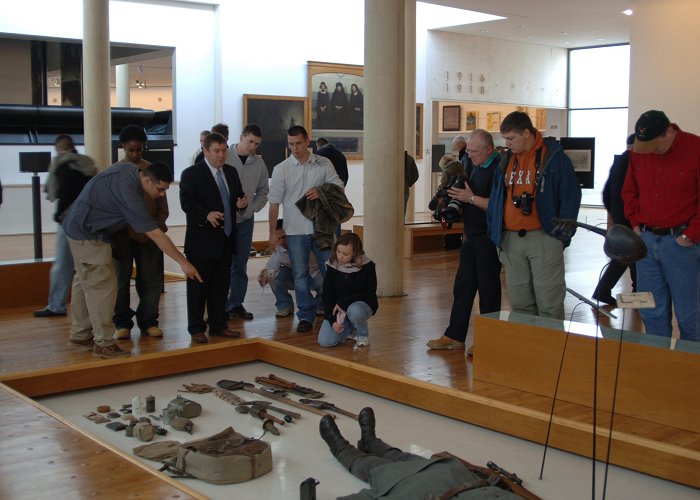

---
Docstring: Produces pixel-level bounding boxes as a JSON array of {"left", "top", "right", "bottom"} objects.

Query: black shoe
[
  {"left": 358, "top": 407, "right": 376, "bottom": 449},
  {"left": 592, "top": 293, "right": 617, "bottom": 308},
  {"left": 228, "top": 306, "right": 253, "bottom": 320},
  {"left": 320, "top": 415, "right": 350, "bottom": 456},
  {"left": 33, "top": 308, "right": 67, "bottom": 318},
  {"left": 296, "top": 320, "right": 313, "bottom": 333}
]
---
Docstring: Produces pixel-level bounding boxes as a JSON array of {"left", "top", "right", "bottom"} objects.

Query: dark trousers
[
  {"left": 593, "top": 260, "right": 637, "bottom": 297},
  {"left": 186, "top": 252, "right": 232, "bottom": 334},
  {"left": 445, "top": 234, "right": 501, "bottom": 343},
  {"left": 112, "top": 230, "right": 163, "bottom": 330}
]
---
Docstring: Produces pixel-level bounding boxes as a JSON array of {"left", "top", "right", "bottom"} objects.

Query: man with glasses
[
  {"left": 486, "top": 111, "right": 581, "bottom": 320},
  {"left": 427, "top": 129, "right": 501, "bottom": 354},
  {"left": 268, "top": 125, "right": 344, "bottom": 333}
]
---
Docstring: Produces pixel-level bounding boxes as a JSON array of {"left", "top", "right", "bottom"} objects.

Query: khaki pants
[
  {"left": 67, "top": 238, "right": 117, "bottom": 346},
  {"left": 498, "top": 230, "right": 565, "bottom": 319}
]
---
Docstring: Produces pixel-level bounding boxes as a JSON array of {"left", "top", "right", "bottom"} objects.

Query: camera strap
[{"left": 507, "top": 147, "right": 543, "bottom": 199}]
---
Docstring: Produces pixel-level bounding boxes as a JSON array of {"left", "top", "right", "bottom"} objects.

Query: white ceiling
[{"left": 424, "top": 0, "right": 634, "bottom": 48}]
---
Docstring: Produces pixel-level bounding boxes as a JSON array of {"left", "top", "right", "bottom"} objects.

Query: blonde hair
[{"left": 438, "top": 154, "right": 456, "bottom": 169}]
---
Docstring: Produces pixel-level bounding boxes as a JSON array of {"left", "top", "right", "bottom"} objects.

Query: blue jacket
[{"left": 486, "top": 139, "right": 581, "bottom": 248}]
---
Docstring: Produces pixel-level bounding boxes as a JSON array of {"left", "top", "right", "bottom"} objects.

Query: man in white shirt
[{"left": 268, "top": 125, "right": 343, "bottom": 332}]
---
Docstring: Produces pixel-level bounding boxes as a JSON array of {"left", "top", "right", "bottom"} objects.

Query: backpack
[{"left": 134, "top": 427, "right": 272, "bottom": 484}]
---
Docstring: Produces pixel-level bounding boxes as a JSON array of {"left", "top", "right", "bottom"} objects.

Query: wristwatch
[
  {"left": 679, "top": 234, "right": 694, "bottom": 244},
  {"left": 468, "top": 195, "right": 475, "bottom": 204}
]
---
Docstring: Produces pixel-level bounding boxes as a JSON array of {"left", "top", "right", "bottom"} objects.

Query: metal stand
[{"left": 31, "top": 172, "right": 43, "bottom": 259}]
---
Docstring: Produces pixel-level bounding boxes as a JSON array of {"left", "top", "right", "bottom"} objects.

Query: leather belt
[{"left": 641, "top": 224, "right": 687, "bottom": 236}]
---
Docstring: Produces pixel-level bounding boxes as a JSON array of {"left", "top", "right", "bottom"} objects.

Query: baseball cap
[{"left": 633, "top": 110, "right": 670, "bottom": 153}]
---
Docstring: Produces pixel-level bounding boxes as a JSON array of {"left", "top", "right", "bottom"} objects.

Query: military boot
[
  {"left": 320, "top": 415, "right": 366, "bottom": 470},
  {"left": 357, "top": 407, "right": 397, "bottom": 456}
]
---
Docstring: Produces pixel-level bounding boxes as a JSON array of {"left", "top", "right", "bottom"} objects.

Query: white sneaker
[
  {"left": 275, "top": 306, "right": 294, "bottom": 317},
  {"left": 355, "top": 336, "right": 370, "bottom": 348}
]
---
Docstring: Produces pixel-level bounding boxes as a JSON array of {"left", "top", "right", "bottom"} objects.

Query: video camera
[{"left": 429, "top": 174, "right": 467, "bottom": 226}]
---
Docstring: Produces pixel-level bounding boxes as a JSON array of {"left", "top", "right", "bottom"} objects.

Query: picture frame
[
  {"left": 465, "top": 111, "right": 477, "bottom": 131},
  {"left": 560, "top": 136, "right": 596, "bottom": 189},
  {"left": 308, "top": 61, "right": 364, "bottom": 159},
  {"left": 243, "top": 94, "right": 309, "bottom": 176},
  {"left": 487, "top": 111, "right": 501, "bottom": 131},
  {"left": 416, "top": 103, "right": 424, "bottom": 159},
  {"left": 442, "top": 105, "right": 461, "bottom": 132}
]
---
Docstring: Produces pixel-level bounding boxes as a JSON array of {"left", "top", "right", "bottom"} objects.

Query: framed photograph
[
  {"left": 243, "top": 94, "right": 309, "bottom": 176},
  {"left": 465, "top": 111, "right": 477, "bottom": 131},
  {"left": 416, "top": 103, "right": 424, "bottom": 159},
  {"left": 487, "top": 111, "right": 501, "bottom": 131},
  {"left": 442, "top": 105, "right": 461, "bottom": 132},
  {"left": 308, "top": 61, "right": 364, "bottom": 159},
  {"left": 560, "top": 136, "right": 595, "bottom": 189}
]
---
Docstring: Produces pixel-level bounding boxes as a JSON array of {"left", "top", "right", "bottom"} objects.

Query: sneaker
[
  {"left": 142, "top": 326, "right": 163, "bottom": 338},
  {"left": 33, "top": 307, "right": 67, "bottom": 318},
  {"left": 275, "top": 306, "right": 294, "bottom": 317},
  {"left": 426, "top": 335, "right": 465, "bottom": 350},
  {"left": 228, "top": 306, "right": 254, "bottom": 320},
  {"left": 355, "top": 336, "right": 370, "bottom": 348},
  {"left": 296, "top": 320, "right": 313, "bottom": 333},
  {"left": 114, "top": 328, "right": 131, "bottom": 340},
  {"left": 93, "top": 343, "right": 130, "bottom": 359},
  {"left": 69, "top": 338, "right": 94, "bottom": 348}
]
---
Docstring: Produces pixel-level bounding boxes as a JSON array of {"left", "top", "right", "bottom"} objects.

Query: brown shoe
[
  {"left": 209, "top": 327, "right": 241, "bottom": 338},
  {"left": 69, "top": 338, "right": 94, "bottom": 348},
  {"left": 426, "top": 335, "right": 464, "bottom": 350},
  {"left": 114, "top": 328, "right": 131, "bottom": 340},
  {"left": 191, "top": 332, "right": 209, "bottom": 344},
  {"left": 142, "top": 326, "right": 163, "bottom": 338},
  {"left": 93, "top": 343, "right": 130, "bottom": 359}
]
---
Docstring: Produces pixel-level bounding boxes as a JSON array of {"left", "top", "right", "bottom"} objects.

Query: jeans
[
  {"left": 286, "top": 234, "right": 331, "bottom": 322},
  {"left": 227, "top": 216, "right": 255, "bottom": 312},
  {"left": 445, "top": 234, "right": 501, "bottom": 343},
  {"left": 271, "top": 265, "right": 322, "bottom": 311},
  {"left": 317, "top": 301, "right": 373, "bottom": 347},
  {"left": 47, "top": 224, "right": 74, "bottom": 313},
  {"left": 637, "top": 231, "right": 699, "bottom": 341},
  {"left": 112, "top": 230, "right": 163, "bottom": 330}
]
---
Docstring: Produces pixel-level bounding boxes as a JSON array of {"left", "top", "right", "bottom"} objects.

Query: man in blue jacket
[{"left": 486, "top": 111, "right": 581, "bottom": 319}]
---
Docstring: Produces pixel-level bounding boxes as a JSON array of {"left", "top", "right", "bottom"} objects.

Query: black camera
[
  {"left": 513, "top": 192, "right": 534, "bottom": 216},
  {"left": 430, "top": 175, "right": 466, "bottom": 225}
]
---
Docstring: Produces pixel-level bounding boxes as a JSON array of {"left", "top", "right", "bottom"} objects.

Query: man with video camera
[
  {"left": 486, "top": 111, "right": 581, "bottom": 319},
  {"left": 427, "top": 129, "right": 502, "bottom": 353}
]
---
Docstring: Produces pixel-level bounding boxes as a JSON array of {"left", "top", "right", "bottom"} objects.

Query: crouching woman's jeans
[{"left": 317, "top": 301, "right": 373, "bottom": 347}]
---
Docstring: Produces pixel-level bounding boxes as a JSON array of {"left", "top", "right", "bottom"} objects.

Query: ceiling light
[
  {"left": 559, "top": 32, "right": 568, "bottom": 35},
  {"left": 622, "top": 9, "right": 634, "bottom": 16},
  {"left": 518, "top": 25, "right": 526, "bottom": 29},
  {"left": 481, "top": 29, "right": 489, "bottom": 33}
]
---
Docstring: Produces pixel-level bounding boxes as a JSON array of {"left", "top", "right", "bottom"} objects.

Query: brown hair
[{"left": 330, "top": 233, "right": 365, "bottom": 265}]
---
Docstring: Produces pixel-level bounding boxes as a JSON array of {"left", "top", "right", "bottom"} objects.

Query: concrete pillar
[
  {"left": 403, "top": 0, "right": 417, "bottom": 220},
  {"left": 116, "top": 64, "right": 130, "bottom": 107},
  {"left": 83, "top": 0, "right": 112, "bottom": 169},
  {"left": 364, "top": 0, "right": 405, "bottom": 296},
  {"left": 629, "top": 0, "right": 700, "bottom": 132}
]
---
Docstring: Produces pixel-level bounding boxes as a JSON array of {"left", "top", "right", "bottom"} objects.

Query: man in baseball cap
[{"left": 622, "top": 110, "right": 700, "bottom": 341}]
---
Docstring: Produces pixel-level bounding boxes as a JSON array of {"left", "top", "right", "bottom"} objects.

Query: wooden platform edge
[
  {"left": 0, "top": 382, "right": 205, "bottom": 500},
  {"left": 1, "top": 338, "right": 698, "bottom": 489}
]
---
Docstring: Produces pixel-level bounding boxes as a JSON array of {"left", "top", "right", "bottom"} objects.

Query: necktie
[{"left": 215, "top": 169, "right": 232, "bottom": 236}]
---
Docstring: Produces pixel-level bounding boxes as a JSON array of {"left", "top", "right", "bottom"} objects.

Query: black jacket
[
  {"left": 316, "top": 144, "right": 349, "bottom": 185},
  {"left": 180, "top": 162, "right": 245, "bottom": 260},
  {"left": 602, "top": 150, "right": 631, "bottom": 226},
  {"left": 323, "top": 260, "right": 378, "bottom": 322}
]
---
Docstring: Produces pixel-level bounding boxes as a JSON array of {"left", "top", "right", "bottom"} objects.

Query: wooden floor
[{"left": 4, "top": 208, "right": 694, "bottom": 497}]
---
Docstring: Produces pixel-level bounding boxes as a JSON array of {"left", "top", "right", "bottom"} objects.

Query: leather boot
[
  {"left": 357, "top": 407, "right": 397, "bottom": 456},
  {"left": 320, "top": 415, "right": 366, "bottom": 470}
]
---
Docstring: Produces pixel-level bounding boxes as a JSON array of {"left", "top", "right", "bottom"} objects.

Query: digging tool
[
  {"left": 248, "top": 404, "right": 286, "bottom": 426},
  {"left": 255, "top": 374, "right": 325, "bottom": 398},
  {"left": 217, "top": 380, "right": 334, "bottom": 418},
  {"left": 298, "top": 399, "right": 359, "bottom": 420},
  {"left": 242, "top": 401, "right": 300, "bottom": 422}
]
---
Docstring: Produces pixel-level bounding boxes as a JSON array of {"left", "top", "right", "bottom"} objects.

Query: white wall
[{"left": 629, "top": 0, "right": 700, "bottom": 133}]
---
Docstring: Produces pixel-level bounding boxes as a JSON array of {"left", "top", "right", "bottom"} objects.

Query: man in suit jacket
[{"left": 180, "top": 133, "right": 248, "bottom": 344}]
